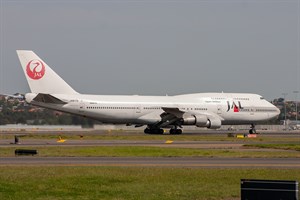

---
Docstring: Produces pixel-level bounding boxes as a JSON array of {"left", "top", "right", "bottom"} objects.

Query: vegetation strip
[
  {"left": 1, "top": 146, "right": 299, "bottom": 157},
  {"left": 1, "top": 133, "right": 299, "bottom": 143},
  {"left": 244, "top": 144, "right": 300, "bottom": 151},
  {"left": 0, "top": 167, "right": 299, "bottom": 200}
]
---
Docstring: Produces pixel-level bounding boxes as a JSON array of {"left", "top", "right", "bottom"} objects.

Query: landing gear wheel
[
  {"left": 144, "top": 128, "right": 150, "bottom": 134},
  {"left": 169, "top": 129, "right": 182, "bottom": 135},
  {"left": 249, "top": 124, "right": 256, "bottom": 134},
  {"left": 170, "top": 129, "right": 175, "bottom": 134},
  {"left": 144, "top": 128, "right": 164, "bottom": 134}
]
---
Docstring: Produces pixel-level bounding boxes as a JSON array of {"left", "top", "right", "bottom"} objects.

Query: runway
[
  {"left": 1, "top": 157, "right": 300, "bottom": 168},
  {"left": 0, "top": 139, "right": 247, "bottom": 149}
]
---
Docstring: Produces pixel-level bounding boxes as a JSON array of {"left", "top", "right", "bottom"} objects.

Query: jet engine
[
  {"left": 182, "top": 114, "right": 221, "bottom": 129},
  {"left": 206, "top": 117, "right": 222, "bottom": 129}
]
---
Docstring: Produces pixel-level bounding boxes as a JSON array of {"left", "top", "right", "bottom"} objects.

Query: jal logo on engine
[{"left": 26, "top": 60, "right": 45, "bottom": 80}]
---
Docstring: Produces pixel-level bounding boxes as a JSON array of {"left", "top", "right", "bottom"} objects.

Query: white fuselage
[{"left": 26, "top": 92, "right": 280, "bottom": 127}]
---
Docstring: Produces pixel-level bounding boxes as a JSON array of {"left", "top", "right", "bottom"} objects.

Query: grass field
[
  {"left": 1, "top": 132, "right": 299, "bottom": 143},
  {"left": 1, "top": 146, "right": 300, "bottom": 158},
  {"left": 245, "top": 144, "right": 300, "bottom": 151},
  {"left": 0, "top": 167, "right": 299, "bottom": 200}
]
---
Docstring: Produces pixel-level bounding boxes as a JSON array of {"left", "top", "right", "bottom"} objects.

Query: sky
[{"left": 0, "top": 0, "right": 299, "bottom": 101}]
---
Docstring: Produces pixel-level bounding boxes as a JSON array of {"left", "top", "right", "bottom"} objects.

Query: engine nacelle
[
  {"left": 206, "top": 117, "right": 222, "bottom": 129},
  {"left": 182, "top": 116, "right": 197, "bottom": 125},
  {"left": 182, "top": 114, "right": 208, "bottom": 127},
  {"left": 182, "top": 115, "right": 221, "bottom": 129}
]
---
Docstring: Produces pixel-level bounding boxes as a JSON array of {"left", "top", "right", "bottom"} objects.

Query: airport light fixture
[
  {"left": 293, "top": 91, "right": 299, "bottom": 123},
  {"left": 282, "top": 93, "right": 288, "bottom": 128}
]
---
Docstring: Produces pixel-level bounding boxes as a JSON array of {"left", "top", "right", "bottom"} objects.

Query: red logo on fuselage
[
  {"left": 26, "top": 60, "right": 45, "bottom": 80},
  {"left": 227, "top": 101, "right": 243, "bottom": 112},
  {"left": 233, "top": 104, "right": 239, "bottom": 112}
]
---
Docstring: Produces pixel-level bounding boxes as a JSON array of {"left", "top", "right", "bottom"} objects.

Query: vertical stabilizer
[{"left": 17, "top": 50, "right": 78, "bottom": 94}]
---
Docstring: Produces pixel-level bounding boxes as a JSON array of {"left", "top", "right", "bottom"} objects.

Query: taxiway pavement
[{"left": 1, "top": 157, "right": 299, "bottom": 168}]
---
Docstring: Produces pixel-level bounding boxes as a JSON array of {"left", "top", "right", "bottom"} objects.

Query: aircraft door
[
  {"left": 136, "top": 105, "right": 141, "bottom": 113},
  {"left": 217, "top": 105, "right": 222, "bottom": 114},
  {"left": 79, "top": 102, "right": 85, "bottom": 113},
  {"left": 250, "top": 106, "right": 255, "bottom": 115}
]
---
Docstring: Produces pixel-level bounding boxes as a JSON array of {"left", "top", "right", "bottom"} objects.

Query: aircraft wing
[
  {"left": 150, "top": 107, "right": 223, "bottom": 129},
  {"left": 161, "top": 107, "right": 185, "bottom": 118},
  {"left": 155, "top": 107, "right": 185, "bottom": 127},
  {"left": 149, "top": 107, "right": 186, "bottom": 128},
  {"left": 137, "top": 107, "right": 183, "bottom": 127}
]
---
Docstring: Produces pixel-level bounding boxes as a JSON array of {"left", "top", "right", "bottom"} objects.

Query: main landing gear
[
  {"left": 169, "top": 128, "right": 182, "bottom": 135},
  {"left": 144, "top": 128, "right": 164, "bottom": 134},
  {"left": 144, "top": 128, "right": 182, "bottom": 135},
  {"left": 249, "top": 124, "right": 256, "bottom": 134}
]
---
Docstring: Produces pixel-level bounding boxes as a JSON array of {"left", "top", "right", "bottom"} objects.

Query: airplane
[
  {"left": 1, "top": 93, "right": 25, "bottom": 101},
  {"left": 16, "top": 50, "right": 280, "bottom": 134}
]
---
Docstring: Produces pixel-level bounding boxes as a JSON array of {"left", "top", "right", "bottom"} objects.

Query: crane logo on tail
[{"left": 26, "top": 60, "right": 45, "bottom": 80}]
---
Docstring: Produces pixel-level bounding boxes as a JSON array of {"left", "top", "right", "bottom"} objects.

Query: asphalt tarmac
[{"left": 1, "top": 157, "right": 299, "bottom": 168}]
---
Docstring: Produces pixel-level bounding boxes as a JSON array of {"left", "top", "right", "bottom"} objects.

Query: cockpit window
[{"left": 260, "top": 97, "right": 264, "bottom": 100}]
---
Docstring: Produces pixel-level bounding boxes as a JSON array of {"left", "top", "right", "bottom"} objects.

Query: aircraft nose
[{"left": 268, "top": 103, "right": 281, "bottom": 119}]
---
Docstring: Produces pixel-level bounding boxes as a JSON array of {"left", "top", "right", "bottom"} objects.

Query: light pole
[
  {"left": 282, "top": 93, "right": 288, "bottom": 129},
  {"left": 293, "top": 91, "right": 299, "bottom": 123}
]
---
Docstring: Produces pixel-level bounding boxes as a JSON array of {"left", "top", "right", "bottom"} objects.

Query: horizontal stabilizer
[{"left": 33, "top": 93, "right": 67, "bottom": 104}]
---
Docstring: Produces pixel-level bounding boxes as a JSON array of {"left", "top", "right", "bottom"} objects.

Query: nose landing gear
[{"left": 249, "top": 124, "right": 256, "bottom": 134}]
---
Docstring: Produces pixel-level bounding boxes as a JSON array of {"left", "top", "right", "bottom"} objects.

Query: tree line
[{"left": 0, "top": 99, "right": 96, "bottom": 127}]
